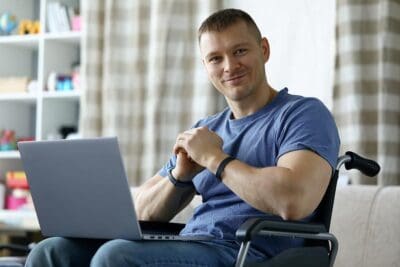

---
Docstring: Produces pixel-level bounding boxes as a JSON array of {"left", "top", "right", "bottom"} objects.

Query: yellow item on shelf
[
  {"left": 6, "top": 171, "right": 29, "bottom": 189},
  {"left": 18, "top": 19, "right": 40, "bottom": 35}
]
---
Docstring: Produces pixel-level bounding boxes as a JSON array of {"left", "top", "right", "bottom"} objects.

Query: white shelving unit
[
  {"left": 0, "top": 0, "right": 81, "bottom": 226},
  {"left": 0, "top": 0, "right": 81, "bottom": 154}
]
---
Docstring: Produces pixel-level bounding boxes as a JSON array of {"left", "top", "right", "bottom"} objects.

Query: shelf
[
  {"left": 0, "top": 32, "right": 81, "bottom": 48},
  {"left": 0, "top": 93, "right": 37, "bottom": 102},
  {"left": 0, "top": 0, "right": 82, "bottom": 167},
  {"left": 0, "top": 91, "right": 81, "bottom": 101},
  {"left": 0, "top": 209, "right": 39, "bottom": 231},
  {"left": 44, "top": 31, "right": 82, "bottom": 45},
  {"left": 42, "top": 90, "right": 81, "bottom": 99},
  {"left": 0, "top": 34, "right": 40, "bottom": 49},
  {"left": 0, "top": 151, "right": 20, "bottom": 159}
]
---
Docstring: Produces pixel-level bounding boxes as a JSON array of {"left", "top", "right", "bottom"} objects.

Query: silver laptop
[{"left": 18, "top": 137, "right": 210, "bottom": 241}]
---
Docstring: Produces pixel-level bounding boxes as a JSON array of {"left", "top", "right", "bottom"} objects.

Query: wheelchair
[{"left": 0, "top": 151, "right": 380, "bottom": 267}]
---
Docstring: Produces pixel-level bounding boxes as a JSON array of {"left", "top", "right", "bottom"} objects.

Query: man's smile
[{"left": 222, "top": 72, "right": 248, "bottom": 85}]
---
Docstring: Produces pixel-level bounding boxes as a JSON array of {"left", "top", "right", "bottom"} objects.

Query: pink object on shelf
[
  {"left": 6, "top": 195, "right": 27, "bottom": 210},
  {"left": 71, "top": 16, "right": 81, "bottom": 31},
  {"left": 5, "top": 188, "right": 30, "bottom": 210}
]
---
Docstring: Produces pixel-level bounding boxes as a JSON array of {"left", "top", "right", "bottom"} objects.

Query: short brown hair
[{"left": 198, "top": 8, "right": 262, "bottom": 43}]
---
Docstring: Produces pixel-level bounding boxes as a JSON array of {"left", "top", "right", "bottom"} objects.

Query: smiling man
[
  {"left": 200, "top": 18, "right": 273, "bottom": 117},
  {"left": 25, "top": 8, "right": 340, "bottom": 267}
]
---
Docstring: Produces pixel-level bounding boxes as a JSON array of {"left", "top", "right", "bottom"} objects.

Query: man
[{"left": 25, "top": 8, "right": 339, "bottom": 267}]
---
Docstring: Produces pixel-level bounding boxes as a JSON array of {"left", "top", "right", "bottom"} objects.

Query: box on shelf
[
  {"left": 71, "top": 15, "right": 81, "bottom": 31},
  {"left": 0, "top": 77, "right": 29, "bottom": 94},
  {"left": 5, "top": 171, "right": 31, "bottom": 210}
]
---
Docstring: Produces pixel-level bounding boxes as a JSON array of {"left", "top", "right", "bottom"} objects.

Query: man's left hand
[{"left": 173, "top": 127, "right": 225, "bottom": 169}]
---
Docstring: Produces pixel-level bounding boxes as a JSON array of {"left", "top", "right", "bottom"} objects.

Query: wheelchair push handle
[{"left": 344, "top": 151, "right": 380, "bottom": 177}]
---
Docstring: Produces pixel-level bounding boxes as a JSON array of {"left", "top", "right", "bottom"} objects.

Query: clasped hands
[{"left": 172, "top": 127, "right": 225, "bottom": 182}]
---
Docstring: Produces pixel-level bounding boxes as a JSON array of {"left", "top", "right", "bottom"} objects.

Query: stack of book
[
  {"left": 47, "top": 2, "right": 77, "bottom": 33},
  {"left": 0, "top": 77, "right": 29, "bottom": 94}
]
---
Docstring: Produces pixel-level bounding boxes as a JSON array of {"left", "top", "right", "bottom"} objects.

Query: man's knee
[
  {"left": 91, "top": 239, "right": 141, "bottom": 267},
  {"left": 25, "top": 237, "right": 72, "bottom": 267},
  {"left": 26, "top": 237, "right": 102, "bottom": 267}
]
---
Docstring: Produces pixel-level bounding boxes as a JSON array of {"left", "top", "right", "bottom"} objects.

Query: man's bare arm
[
  {"left": 134, "top": 173, "right": 195, "bottom": 222},
  {"left": 213, "top": 150, "right": 331, "bottom": 220},
  {"left": 175, "top": 127, "right": 332, "bottom": 221}
]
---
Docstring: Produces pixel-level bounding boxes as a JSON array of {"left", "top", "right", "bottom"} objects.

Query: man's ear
[{"left": 261, "top": 37, "right": 270, "bottom": 63}]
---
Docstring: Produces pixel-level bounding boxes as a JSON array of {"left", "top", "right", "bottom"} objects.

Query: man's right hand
[{"left": 172, "top": 150, "right": 204, "bottom": 182}]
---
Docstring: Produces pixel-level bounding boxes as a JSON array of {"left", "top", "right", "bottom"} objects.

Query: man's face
[{"left": 199, "top": 21, "right": 269, "bottom": 103}]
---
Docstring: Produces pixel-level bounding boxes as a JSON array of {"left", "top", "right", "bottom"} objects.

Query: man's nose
[{"left": 223, "top": 56, "right": 240, "bottom": 73}]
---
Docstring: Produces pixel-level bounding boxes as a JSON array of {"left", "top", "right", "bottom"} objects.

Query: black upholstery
[{"left": 247, "top": 247, "right": 329, "bottom": 267}]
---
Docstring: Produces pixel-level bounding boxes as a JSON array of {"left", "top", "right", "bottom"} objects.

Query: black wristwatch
[{"left": 167, "top": 168, "right": 194, "bottom": 188}]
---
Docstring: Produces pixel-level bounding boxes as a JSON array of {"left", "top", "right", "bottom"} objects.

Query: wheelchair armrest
[
  {"left": 236, "top": 217, "right": 327, "bottom": 242},
  {"left": 235, "top": 218, "right": 338, "bottom": 267}
]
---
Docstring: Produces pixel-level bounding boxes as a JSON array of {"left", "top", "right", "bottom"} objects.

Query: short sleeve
[
  {"left": 158, "top": 154, "right": 177, "bottom": 177},
  {"left": 276, "top": 98, "right": 340, "bottom": 169}
]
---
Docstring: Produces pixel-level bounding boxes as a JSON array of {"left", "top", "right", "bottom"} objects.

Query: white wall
[{"left": 226, "top": 0, "right": 336, "bottom": 109}]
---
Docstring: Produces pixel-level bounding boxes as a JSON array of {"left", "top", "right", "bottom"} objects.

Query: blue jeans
[{"left": 24, "top": 237, "right": 266, "bottom": 267}]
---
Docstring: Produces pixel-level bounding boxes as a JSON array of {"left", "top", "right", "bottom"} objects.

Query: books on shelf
[
  {"left": 47, "top": 2, "right": 79, "bottom": 33},
  {"left": 0, "top": 77, "right": 29, "bottom": 94}
]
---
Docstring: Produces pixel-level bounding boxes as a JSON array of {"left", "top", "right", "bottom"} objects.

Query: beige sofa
[
  {"left": 331, "top": 185, "right": 400, "bottom": 267},
  {"left": 169, "top": 185, "right": 400, "bottom": 266}
]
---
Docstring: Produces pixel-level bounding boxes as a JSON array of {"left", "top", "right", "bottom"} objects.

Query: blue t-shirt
[{"left": 159, "top": 88, "right": 340, "bottom": 258}]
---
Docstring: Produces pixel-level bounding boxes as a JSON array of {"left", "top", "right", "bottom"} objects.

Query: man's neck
[{"left": 228, "top": 85, "right": 277, "bottom": 119}]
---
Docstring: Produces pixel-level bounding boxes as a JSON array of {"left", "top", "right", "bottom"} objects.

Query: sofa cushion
[
  {"left": 331, "top": 185, "right": 400, "bottom": 267},
  {"left": 363, "top": 186, "right": 400, "bottom": 267},
  {"left": 330, "top": 185, "right": 381, "bottom": 267}
]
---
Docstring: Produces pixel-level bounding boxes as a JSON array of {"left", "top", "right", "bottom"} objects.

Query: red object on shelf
[{"left": 17, "top": 137, "right": 35, "bottom": 143}]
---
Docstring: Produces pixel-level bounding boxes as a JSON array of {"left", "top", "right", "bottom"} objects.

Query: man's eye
[
  {"left": 235, "top": 49, "right": 247, "bottom": 55},
  {"left": 209, "top": 57, "right": 221, "bottom": 63}
]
